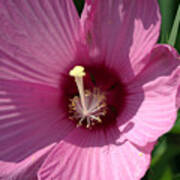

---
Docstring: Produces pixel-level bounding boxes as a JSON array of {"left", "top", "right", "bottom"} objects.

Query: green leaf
[
  {"left": 151, "top": 137, "right": 167, "bottom": 166},
  {"left": 168, "top": 5, "right": 180, "bottom": 46},
  {"left": 158, "top": 0, "right": 177, "bottom": 43},
  {"left": 175, "top": 28, "right": 180, "bottom": 53},
  {"left": 160, "top": 165, "right": 173, "bottom": 180}
]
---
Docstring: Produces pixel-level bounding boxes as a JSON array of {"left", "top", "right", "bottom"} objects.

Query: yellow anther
[
  {"left": 69, "top": 66, "right": 86, "bottom": 77},
  {"left": 97, "top": 117, "right": 102, "bottom": 123}
]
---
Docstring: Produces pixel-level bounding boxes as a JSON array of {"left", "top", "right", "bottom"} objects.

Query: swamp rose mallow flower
[{"left": 0, "top": 0, "right": 180, "bottom": 179}]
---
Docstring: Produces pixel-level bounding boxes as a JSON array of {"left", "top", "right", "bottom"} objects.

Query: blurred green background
[{"left": 73, "top": 0, "right": 180, "bottom": 179}]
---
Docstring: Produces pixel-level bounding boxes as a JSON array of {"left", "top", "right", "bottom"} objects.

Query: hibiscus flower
[{"left": 0, "top": 0, "right": 180, "bottom": 180}]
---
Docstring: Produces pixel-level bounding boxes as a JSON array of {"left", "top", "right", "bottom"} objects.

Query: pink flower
[{"left": 0, "top": 0, "right": 180, "bottom": 179}]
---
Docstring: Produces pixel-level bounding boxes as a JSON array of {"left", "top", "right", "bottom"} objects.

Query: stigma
[{"left": 69, "top": 66, "right": 107, "bottom": 129}]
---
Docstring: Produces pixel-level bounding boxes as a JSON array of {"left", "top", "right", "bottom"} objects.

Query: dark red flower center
[{"left": 61, "top": 63, "right": 126, "bottom": 130}]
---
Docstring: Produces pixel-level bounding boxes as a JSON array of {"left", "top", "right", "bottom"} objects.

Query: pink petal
[
  {"left": 0, "top": 144, "right": 55, "bottom": 180},
  {"left": 38, "top": 128, "right": 154, "bottom": 180},
  {"left": 0, "top": 0, "right": 80, "bottom": 87},
  {"left": 120, "top": 45, "right": 180, "bottom": 146},
  {"left": 0, "top": 80, "right": 74, "bottom": 177},
  {"left": 81, "top": 0, "right": 161, "bottom": 83}
]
